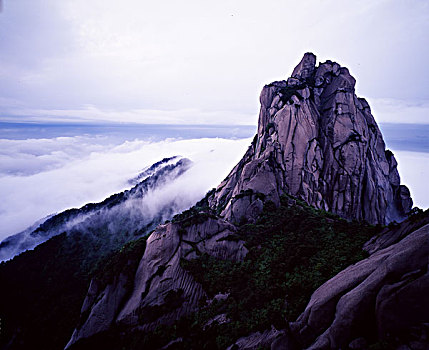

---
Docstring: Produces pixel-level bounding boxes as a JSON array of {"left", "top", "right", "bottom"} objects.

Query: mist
[
  {"left": 393, "top": 150, "right": 429, "bottom": 210},
  {"left": 1, "top": 130, "right": 428, "bottom": 247},
  {"left": 0, "top": 136, "right": 251, "bottom": 241}
]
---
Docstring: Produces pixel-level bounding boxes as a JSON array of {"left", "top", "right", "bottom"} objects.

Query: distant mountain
[
  {"left": 0, "top": 214, "right": 54, "bottom": 262},
  {"left": 127, "top": 156, "right": 181, "bottom": 186},
  {"left": 0, "top": 156, "right": 191, "bottom": 262}
]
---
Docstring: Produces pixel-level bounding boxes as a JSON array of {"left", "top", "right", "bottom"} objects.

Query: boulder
[
  {"left": 234, "top": 222, "right": 429, "bottom": 350},
  {"left": 291, "top": 224, "right": 429, "bottom": 349}
]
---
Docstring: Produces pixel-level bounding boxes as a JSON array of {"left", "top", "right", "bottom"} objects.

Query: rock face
[
  {"left": 66, "top": 215, "right": 247, "bottom": 348},
  {"left": 290, "top": 222, "right": 429, "bottom": 350},
  {"left": 225, "top": 327, "right": 285, "bottom": 350},
  {"left": 208, "top": 53, "right": 412, "bottom": 225},
  {"left": 364, "top": 209, "right": 429, "bottom": 255},
  {"left": 116, "top": 217, "right": 246, "bottom": 328}
]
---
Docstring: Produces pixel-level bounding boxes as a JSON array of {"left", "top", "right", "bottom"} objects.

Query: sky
[{"left": 0, "top": 0, "right": 428, "bottom": 125}]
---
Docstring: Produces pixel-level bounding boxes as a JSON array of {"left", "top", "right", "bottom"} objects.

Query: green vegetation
[
  {"left": 265, "top": 122, "right": 275, "bottom": 133},
  {"left": 278, "top": 84, "right": 306, "bottom": 104},
  {"left": 172, "top": 207, "right": 217, "bottom": 228},
  {"left": 171, "top": 192, "right": 216, "bottom": 227},
  {"left": 0, "top": 230, "right": 148, "bottom": 350},
  {"left": 0, "top": 233, "right": 93, "bottom": 350},
  {"left": 70, "top": 195, "right": 380, "bottom": 350},
  {"left": 177, "top": 197, "right": 377, "bottom": 348},
  {"left": 91, "top": 235, "right": 147, "bottom": 291},
  {"left": 7, "top": 187, "right": 420, "bottom": 350}
]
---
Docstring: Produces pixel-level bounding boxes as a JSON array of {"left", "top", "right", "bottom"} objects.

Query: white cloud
[
  {"left": 393, "top": 150, "right": 429, "bottom": 210},
  {"left": 370, "top": 98, "right": 429, "bottom": 124},
  {"left": 1, "top": 106, "right": 256, "bottom": 125},
  {"left": 0, "top": 136, "right": 113, "bottom": 175},
  {"left": 0, "top": 133, "right": 427, "bottom": 243},
  {"left": 0, "top": 136, "right": 251, "bottom": 240}
]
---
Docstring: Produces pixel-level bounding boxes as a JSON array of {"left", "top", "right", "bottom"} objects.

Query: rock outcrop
[
  {"left": 208, "top": 53, "right": 412, "bottom": 225},
  {"left": 225, "top": 327, "right": 285, "bottom": 350},
  {"left": 66, "top": 215, "right": 247, "bottom": 348},
  {"left": 364, "top": 208, "right": 429, "bottom": 255},
  {"left": 225, "top": 218, "right": 429, "bottom": 350},
  {"left": 290, "top": 223, "right": 429, "bottom": 350}
]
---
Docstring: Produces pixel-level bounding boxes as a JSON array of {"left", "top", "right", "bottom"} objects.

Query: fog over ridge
[
  {"left": 0, "top": 156, "right": 196, "bottom": 261},
  {"left": 0, "top": 124, "right": 428, "bottom": 244},
  {"left": 0, "top": 136, "right": 252, "bottom": 241}
]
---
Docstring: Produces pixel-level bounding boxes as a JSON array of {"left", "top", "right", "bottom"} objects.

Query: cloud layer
[
  {"left": 1, "top": 132, "right": 428, "bottom": 243},
  {"left": 392, "top": 150, "right": 429, "bottom": 210},
  {"left": 0, "top": 136, "right": 251, "bottom": 240}
]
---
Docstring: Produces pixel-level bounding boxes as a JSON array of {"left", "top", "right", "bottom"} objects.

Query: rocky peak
[
  {"left": 209, "top": 53, "right": 412, "bottom": 225},
  {"left": 291, "top": 52, "right": 317, "bottom": 80}
]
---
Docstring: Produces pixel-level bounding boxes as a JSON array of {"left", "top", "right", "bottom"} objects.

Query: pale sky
[{"left": 0, "top": 0, "right": 428, "bottom": 125}]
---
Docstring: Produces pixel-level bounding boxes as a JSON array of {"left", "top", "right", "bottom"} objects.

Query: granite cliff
[{"left": 208, "top": 53, "right": 412, "bottom": 225}]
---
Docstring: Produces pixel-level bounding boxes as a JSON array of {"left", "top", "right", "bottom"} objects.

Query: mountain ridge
[{"left": 0, "top": 156, "right": 192, "bottom": 262}]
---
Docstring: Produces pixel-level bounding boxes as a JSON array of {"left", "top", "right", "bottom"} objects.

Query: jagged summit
[
  {"left": 208, "top": 53, "right": 412, "bottom": 225},
  {"left": 292, "top": 52, "right": 317, "bottom": 79}
]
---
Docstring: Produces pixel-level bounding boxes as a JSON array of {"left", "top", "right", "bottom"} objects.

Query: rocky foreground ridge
[{"left": 65, "top": 54, "right": 427, "bottom": 350}]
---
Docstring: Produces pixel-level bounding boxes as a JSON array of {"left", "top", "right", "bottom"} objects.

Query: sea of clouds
[
  {"left": 0, "top": 132, "right": 428, "bottom": 243},
  {"left": 0, "top": 135, "right": 251, "bottom": 241},
  {"left": 391, "top": 150, "right": 429, "bottom": 211}
]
